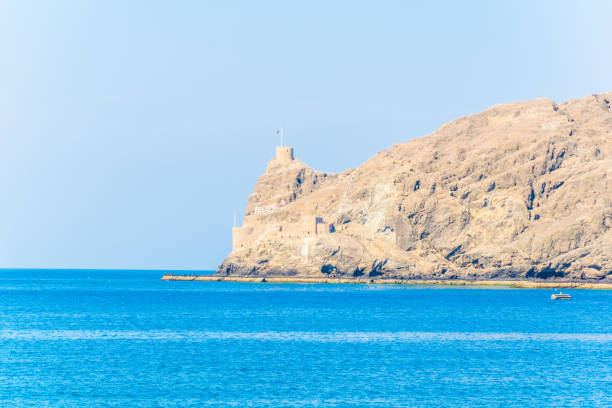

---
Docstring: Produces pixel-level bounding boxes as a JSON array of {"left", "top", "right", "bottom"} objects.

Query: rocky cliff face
[{"left": 218, "top": 93, "right": 612, "bottom": 282}]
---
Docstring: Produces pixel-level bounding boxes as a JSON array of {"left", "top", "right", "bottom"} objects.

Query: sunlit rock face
[{"left": 218, "top": 93, "right": 612, "bottom": 282}]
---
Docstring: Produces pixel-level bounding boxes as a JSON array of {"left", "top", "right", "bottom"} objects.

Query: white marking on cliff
[
  {"left": 367, "top": 182, "right": 393, "bottom": 231},
  {"left": 336, "top": 172, "right": 354, "bottom": 215}
]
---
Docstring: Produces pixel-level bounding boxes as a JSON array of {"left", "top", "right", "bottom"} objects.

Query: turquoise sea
[{"left": 0, "top": 269, "right": 610, "bottom": 407}]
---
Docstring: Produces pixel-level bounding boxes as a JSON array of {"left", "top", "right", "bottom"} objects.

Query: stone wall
[
  {"left": 276, "top": 146, "right": 294, "bottom": 163},
  {"left": 232, "top": 225, "right": 254, "bottom": 252},
  {"left": 232, "top": 216, "right": 331, "bottom": 251}
]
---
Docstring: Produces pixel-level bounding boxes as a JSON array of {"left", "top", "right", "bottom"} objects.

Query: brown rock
[{"left": 218, "top": 93, "right": 612, "bottom": 282}]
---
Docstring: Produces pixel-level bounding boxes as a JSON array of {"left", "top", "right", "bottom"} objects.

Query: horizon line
[{"left": 0, "top": 267, "right": 217, "bottom": 272}]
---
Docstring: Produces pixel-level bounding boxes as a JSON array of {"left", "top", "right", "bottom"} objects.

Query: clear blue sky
[{"left": 1, "top": 1, "right": 610, "bottom": 270}]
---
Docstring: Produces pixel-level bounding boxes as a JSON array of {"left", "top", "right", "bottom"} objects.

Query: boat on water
[{"left": 551, "top": 292, "right": 571, "bottom": 300}]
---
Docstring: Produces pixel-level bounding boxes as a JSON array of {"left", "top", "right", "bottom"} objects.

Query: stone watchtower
[
  {"left": 276, "top": 146, "right": 294, "bottom": 164},
  {"left": 232, "top": 226, "right": 243, "bottom": 251}
]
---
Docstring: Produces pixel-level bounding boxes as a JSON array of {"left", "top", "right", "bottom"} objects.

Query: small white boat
[{"left": 551, "top": 292, "right": 571, "bottom": 300}]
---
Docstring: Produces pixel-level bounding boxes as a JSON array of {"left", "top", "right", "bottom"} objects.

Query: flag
[{"left": 275, "top": 128, "right": 281, "bottom": 134}]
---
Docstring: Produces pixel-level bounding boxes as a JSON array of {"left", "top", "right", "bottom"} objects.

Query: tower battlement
[{"left": 276, "top": 146, "right": 294, "bottom": 164}]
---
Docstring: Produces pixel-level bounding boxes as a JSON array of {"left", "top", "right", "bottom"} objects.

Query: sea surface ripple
[{"left": 1, "top": 269, "right": 610, "bottom": 407}]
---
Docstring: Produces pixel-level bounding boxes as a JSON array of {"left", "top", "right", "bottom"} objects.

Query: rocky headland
[{"left": 212, "top": 93, "right": 612, "bottom": 284}]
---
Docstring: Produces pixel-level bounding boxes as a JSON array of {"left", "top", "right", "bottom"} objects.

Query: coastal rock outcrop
[{"left": 217, "top": 93, "right": 612, "bottom": 282}]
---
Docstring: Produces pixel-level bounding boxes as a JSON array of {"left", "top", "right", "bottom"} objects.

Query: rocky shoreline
[
  {"left": 161, "top": 274, "right": 612, "bottom": 289},
  {"left": 217, "top": 93, "right": 612, "bottom": 283}
]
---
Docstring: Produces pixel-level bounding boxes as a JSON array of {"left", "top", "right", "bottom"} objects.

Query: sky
[{"left": 1, "top": 1, "right": 611, "bottom": 270}]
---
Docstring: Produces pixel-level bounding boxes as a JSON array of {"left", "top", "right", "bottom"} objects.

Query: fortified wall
[{"left": 232, "top": 216, "right": 331, "bottom": 252}]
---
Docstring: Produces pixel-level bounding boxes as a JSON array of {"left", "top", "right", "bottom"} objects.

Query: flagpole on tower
[{"left": 280, "top": 127, "right": 283, "bottom": 147}]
